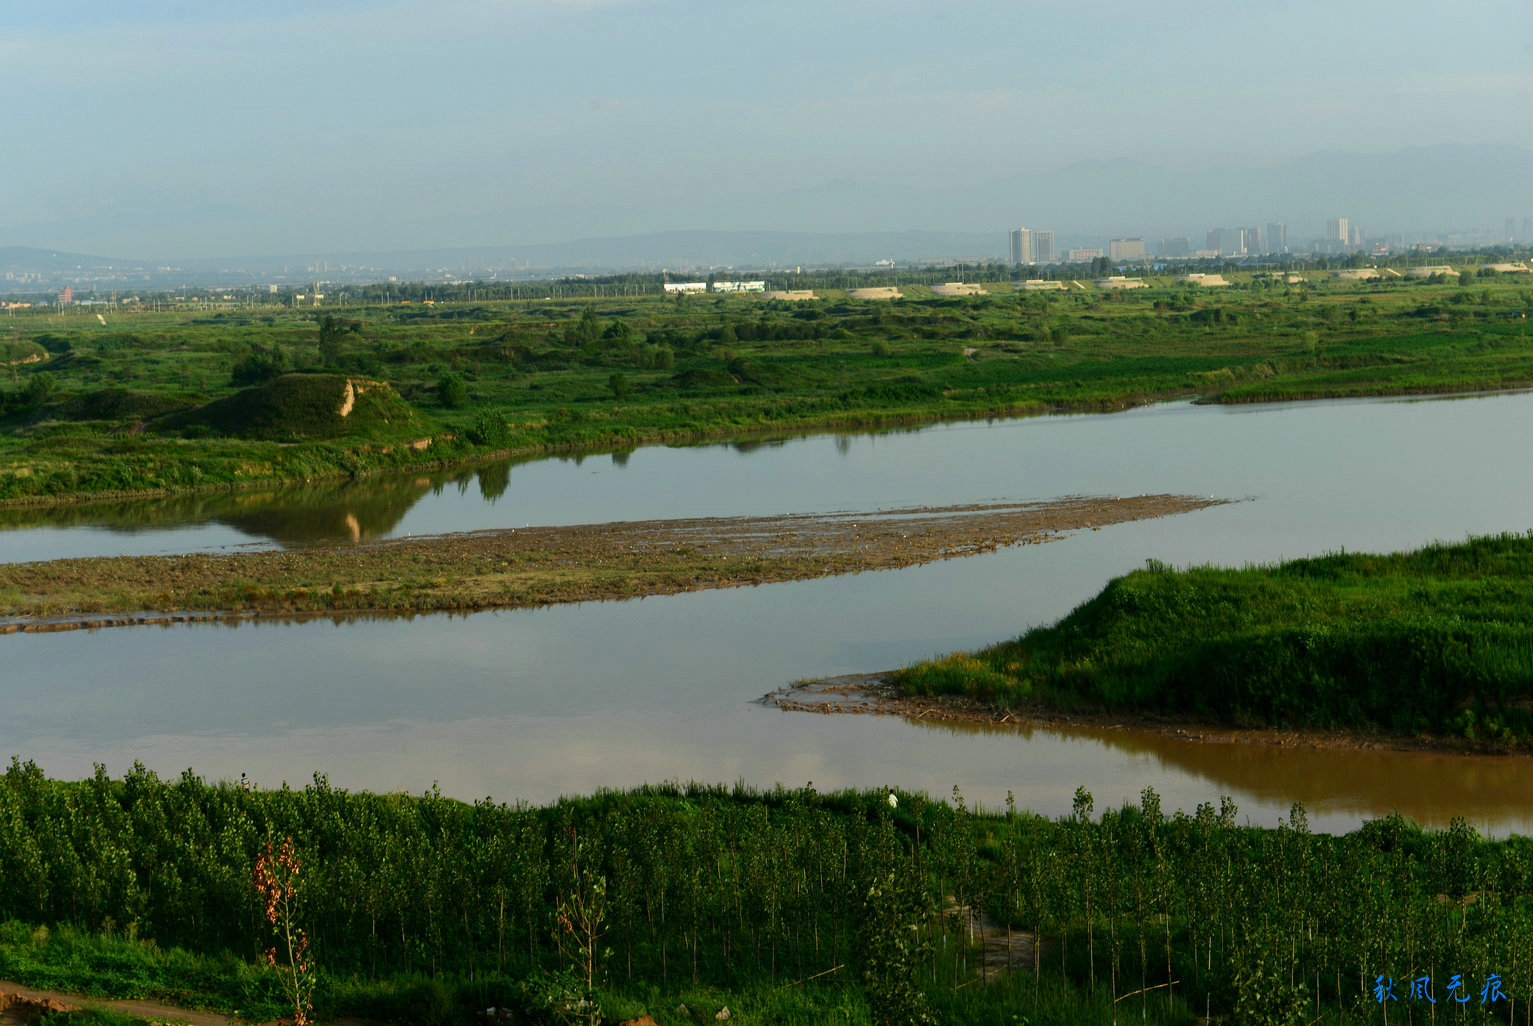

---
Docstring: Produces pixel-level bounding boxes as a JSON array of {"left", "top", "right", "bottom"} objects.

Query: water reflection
[
  {"left": 910, "top": 716, "right": 1533, "bottom": 831},
  {"left": 5, "top": 390, "right": 1533, "bottom": 830},
  {"left": 6, "top": 389, "right": 1531, "bottom": 560},
  {"left": 0, "top": 475, "right": 436, "bottom": 548}
]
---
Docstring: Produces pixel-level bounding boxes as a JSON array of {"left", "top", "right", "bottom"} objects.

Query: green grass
[
  {"left": 36, "top": 1012, "right": 163, "bottom": 1026},
  {"left": 893, "top": 532, "right": 1533, "bottom": 744},
  {"left": 2, "top": 270, "right": 1531, "bottom": 503}
]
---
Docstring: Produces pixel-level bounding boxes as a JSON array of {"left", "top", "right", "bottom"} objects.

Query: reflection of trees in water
[
  {"left": 910, "top": 715, "right": 1533, "bottom": 828},
  {"left": 477, "top": 462, "right": 511, "bottom": 501},
  {"left": 729, "top": 438, "right": 791, "bottom": 455},
  {"left": 611, "top": 449, "right": 632, "bottom": 468}
]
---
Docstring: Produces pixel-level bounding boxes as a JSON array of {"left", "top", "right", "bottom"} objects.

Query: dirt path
[
  {"left": 0, "top": 980, "right": 232, "bottom": 1025},
  {"left": 941, "top": 899, "right": 1042, "bottom": 978},
  {"left": 0, "top": 980, "right": 387, "bottom": 1026},
  {"left": 0, "top": 494, "right": 1229, "bottom": 632}
]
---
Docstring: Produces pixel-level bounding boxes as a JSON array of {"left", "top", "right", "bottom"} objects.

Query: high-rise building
[
  {"left": 1207, "top": 228, "right": 1245, "bottom": 256},
  {"left": 1009, "top": 228, "right": 1034, "bottom": 265},
  {"left": 1034, "top": 230, "right": 1055, "bottom": 264},
  {"left": 1326, "top": 218, "right": 1349, "bottom": 246},
  {"left": 57, "top": 286, "right": 72, "bottom": 304},
  {"left": 1067, "top": 248, "right": 1103, "bottom": 263},
  {"left": 1244, "top": 227, "right": 1262, "bottom": 254},
  {"left": 1108, "top": 238, "right": 1146, "bottom": 261},
  {"left": 1266, "top": 222, "right": 1287, "bottom": 253},
  {"left": 1159, "top": 237, "right": 1191, "bottom": 257},
  {"left": 1349, "top": 224, "right": 1364, "bottom": 249}
]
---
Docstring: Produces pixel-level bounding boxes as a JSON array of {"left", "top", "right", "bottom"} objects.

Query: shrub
[
  {"left": 20, "top": 372, "right": 56, "bottom": 406},
  {"left": 465, "top": 409, "right": 510, "bottom": 448},
  {"left": 231, "top": 346, "right": 289, "bottom": 387},
  {"left": 436, "top": 374, "right": 469, "bottom": 409}
]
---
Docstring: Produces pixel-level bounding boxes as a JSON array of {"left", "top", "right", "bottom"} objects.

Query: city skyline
[{"left": 3, "top": 1, "right": 1530, "bottom": 260}]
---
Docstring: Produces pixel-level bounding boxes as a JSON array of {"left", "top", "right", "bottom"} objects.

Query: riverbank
[
  {"left": 762, "top": 673, "right": 1526, "bottom": 756},
  {"left": 0, "top": 494, "right": 1226, "bottom": 630},
  {"left": 5, "top": 276, "right": 1532, "bottom": 506},
  {"left": 879, "top": 532, "right": 1533, "bottom": 751}
]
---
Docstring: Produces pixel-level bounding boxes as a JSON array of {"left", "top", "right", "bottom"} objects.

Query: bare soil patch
[
  {"left": 0, "top": 494, "right": 1227, "bottom": 632},
  {"left": 0, "top": 980, "right": 227, "bottom": 1025}
]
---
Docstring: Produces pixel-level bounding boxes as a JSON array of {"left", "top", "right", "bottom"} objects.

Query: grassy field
[
  {"left": 892, "top": 532, "right": 1533, "bottom": 747},
  {"left": 2, "top": 265, "right": 1531, "bottom": 504},
  {"left": 0, "top": 764, "right": 1530, "bottom": 1025}
]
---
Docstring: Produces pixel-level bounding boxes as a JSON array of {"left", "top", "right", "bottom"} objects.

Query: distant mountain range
[{"left": 3, "top": 144, "right": 1530, "bottom": 288}]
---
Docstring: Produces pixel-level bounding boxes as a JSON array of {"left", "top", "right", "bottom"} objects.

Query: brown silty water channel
[{"left": 2, "top": 393, "right": 1532, "bottom": 833}]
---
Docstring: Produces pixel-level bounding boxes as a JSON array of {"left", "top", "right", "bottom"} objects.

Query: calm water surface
[{"left": 4, "top": 392, "right": 1533, "bottom": 833}]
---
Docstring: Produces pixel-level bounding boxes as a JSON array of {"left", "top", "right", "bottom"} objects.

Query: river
[{"left": 3, "top": 391, "right": 1532, "bottom": 834}]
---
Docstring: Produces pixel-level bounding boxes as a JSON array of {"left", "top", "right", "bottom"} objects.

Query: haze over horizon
[{"left": 4, "top": 0, "right": 1531, "bottom": 262}]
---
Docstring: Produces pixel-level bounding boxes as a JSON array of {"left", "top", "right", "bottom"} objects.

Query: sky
[{"left": 3, "top": 0, "right": 1532, "bottom": 259}]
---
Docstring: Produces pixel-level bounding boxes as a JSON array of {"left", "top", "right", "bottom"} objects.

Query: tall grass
[{"left": 894, "top": 532, "right": 1533, "bottom": 744}]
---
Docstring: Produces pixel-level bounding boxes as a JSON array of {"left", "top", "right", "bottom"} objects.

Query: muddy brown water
[{"left": 3, "top": 392, "right": 1533, "bottom": 834}]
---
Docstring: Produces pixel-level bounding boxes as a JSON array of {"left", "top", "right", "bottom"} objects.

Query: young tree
[
  {"left": 436, "top": 373, "right": 469, "bottom": 409},
  {"left": 254, "top": 836, "right": 316, "bottom": 1026}
]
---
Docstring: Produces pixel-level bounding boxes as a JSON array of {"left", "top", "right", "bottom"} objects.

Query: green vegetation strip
[
  {"left": 3, "top": 272, "right": 1532, "bottom": 504},
  {"left": 0, "top": 495, "right": 1222, "bottom": 628},
  {"left": 893, "top": 532, "right": 1533, "bottom": 746},
  {"left": 0, "top": 763, "right": 1528, "bottom": 1025}
]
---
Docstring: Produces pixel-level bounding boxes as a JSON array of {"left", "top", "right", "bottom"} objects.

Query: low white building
[
  {"left": 713, "top": 280, "right": 766, "bottom": 293},
  {"left": 1095, "top": 276, "right": 1146, "bottom": 290},
  {"left": 1404, "top": 265, "right": 1456, "bottom": 279},
  {"left": 663, "top": 281, "right": 708, "bottom": 294},
  {"left": 1176, "top": 273, "right": 1229, "bottom": 287},
  {"left": 1015, "top": 279, "right": 1066, "bottom": 291}
]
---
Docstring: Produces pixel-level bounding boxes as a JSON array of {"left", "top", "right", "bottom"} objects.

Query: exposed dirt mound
[
  {"left": 0, "top": 989, "right": 77, "bottom": 1024},
  {"left": 156, "top": 374, "right": 421, "bottom": 441}
]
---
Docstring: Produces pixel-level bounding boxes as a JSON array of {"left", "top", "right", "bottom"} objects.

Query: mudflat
[{"left": 0, "top": 494, "right": 1225, "bottom": 631}]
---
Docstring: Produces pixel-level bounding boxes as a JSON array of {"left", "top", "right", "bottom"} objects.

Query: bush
[
  {"left": 465, "top": 408, "right": 510, "bottom": 448},
  {"left": 436, "top": 374, "right": 469, "bottom": 409},
  {"left": 230, "top": 346, "right": 289, "bottom": 387},
  {"left": 870, "top": 340, "right": 892, "bottom": 357},
  {"left": 20, "top": 372, "right": 56, "bottom": 406},
  {"left": 607, "top": 372, "right": 629, "bottom": 399}
]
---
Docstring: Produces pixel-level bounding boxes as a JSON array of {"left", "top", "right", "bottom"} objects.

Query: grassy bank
[
  {"left": 893, "top": 532, "right": 1533, "bottom": 747},
  {"left": 1, "top": 763, "right": 1531, "bottom": 1024},
  {"left": 0, "top": 495, "right": 1219, "bottom": 626},
  {"left": 3, "top": 270, "right": 1531, "bottom": 504}
]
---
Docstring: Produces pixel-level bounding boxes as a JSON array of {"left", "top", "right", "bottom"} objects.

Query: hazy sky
[{"left": 4, "top": 0, "right": 1531, "bottom": 258}]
